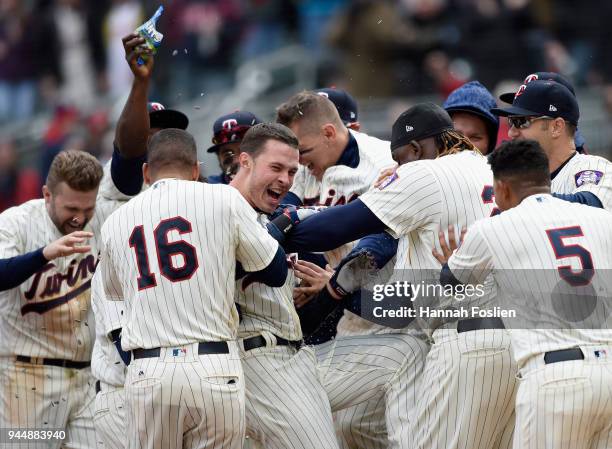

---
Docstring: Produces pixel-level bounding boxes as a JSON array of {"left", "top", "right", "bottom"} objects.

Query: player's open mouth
[{"left": 267, "top": 189, "right": 282, "bottom": 201}]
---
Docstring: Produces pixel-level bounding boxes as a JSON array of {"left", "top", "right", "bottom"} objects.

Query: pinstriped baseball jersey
[
  {"left": 290, "top": 131, "right": 392, "bottom": 266},
  {"left": 290, "top": 130, "right": 393, "bottom": 332},
  {"left": 91, "top": 267, "right": 126, "bottom": 387},
  {"left": 0, "top": 163, "right": 128, "bottom": 361},
  {"left": 360, "top": 150, "right": 498, "bottom": 305},
  {"left": 551, "top": 153, "right": 612, "bottom": 210},
  {"left": 448, "top": 194, "right": 612, "bottom": 367},
  {"left": 100, "top": 179, "right": 279, "bottom": 350},
  {"left": 289, "top": 130, "right": 392, "bottom": 207},
  {"left": 236, "top": 213, "right": 302, "bottom": 341}
]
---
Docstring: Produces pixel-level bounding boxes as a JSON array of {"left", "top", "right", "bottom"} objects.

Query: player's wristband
[
  {"left": 266, "top": 222, "right": 286, "bottom": 244},
  {"left": 327, "top": 279, "right": 348, "bottom": 300}
]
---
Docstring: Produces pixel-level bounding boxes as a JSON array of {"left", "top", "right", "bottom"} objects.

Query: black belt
[
  {"left": 132, "top": 341, "right": 229, "bottom": 360},
  {"left": 243, "top": 335, "right": 302, "bottom": 351},
  {"left": 544, "top": 348, "right": 585, "bottom": 364},
  {"left": 457, "top": 317, "right": 505, "bottom": 333},
  {"left": 15, "top": 355, "right": 90, "bottom": 369},
  {"left": 95, "top": 380, "right": 101, "bottom": 394}
]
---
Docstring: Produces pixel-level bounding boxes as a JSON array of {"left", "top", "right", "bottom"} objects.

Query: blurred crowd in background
[{"left": 2, "top": 0, "right": 612, "bottom": 212}]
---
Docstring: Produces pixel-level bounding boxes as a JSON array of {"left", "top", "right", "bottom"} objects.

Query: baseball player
[
  {"left": 443, "top": 80, "right": 499, "bottom": 154},
  {"left": 436, "top": 139, "right": 612, "bottom": 449},
  {"left": 226, "top": 122, "right": 340, "bottom": 449},
  {"left": 0, "top": 142, "right": 146, "bottom": 448},
  {"left": 0, "top": 33, "right": 153, "bottom": 446},
  {"left": 498, "top": 71, "right": 588, "bottom": 153},
  {"left": 276, "top": 91, "right": 414, "bottom": 449},
  {"left": 273, "top": 103, "right": 518, "bottom": 449},
  {"left": 206, "top": 111, "right": 262, "bottom": 185},
  {"left": 99, "top": 128, "right": 288, "bottom": 449},
  {"left": 315, "top": 87, "right": 361, "bottom": 131},
  {"left": 90, "top": 32, "right": 190, "bottom": 449},
  {"left": 492, "top": 80, "right": 612, "bottom": 210}
]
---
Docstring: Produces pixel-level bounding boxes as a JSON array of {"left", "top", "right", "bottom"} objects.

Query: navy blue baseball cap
[
  {"left": 148, "top": 102, "right": 189, "bottom": 130},
  {"left": 443, "top": 81, "right": 499, "bottom": 153},
  {"left": 499, "top": 72, "right": 586, "bottom": 151},
  {"left": 491, "top": 80, "right": 579, "bottom": 125},
  {"left": 206, "top": 111, "right": 262, "bottom": 153},
  {"left": 315, "top": 88, "right": 358, "bottom": 125}
]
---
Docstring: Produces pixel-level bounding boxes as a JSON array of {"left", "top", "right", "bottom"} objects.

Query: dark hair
[
  {"left": 488, "top": 139, "right": 550, "bottom": 186},
  {"left": 434, "top": 129, "right": 480, "bottom": 157},
  {"left": 239, "top": 122, "right": 299, "bottom": 158},
  {"left": 276, "top": 91, "right": 343, "bottom": 131},
  {"left": 47, "top": 150, "right": 103, "bottom": 192},
  {"left": 147, "top": 128, "right": 197, "bottom": 172}
]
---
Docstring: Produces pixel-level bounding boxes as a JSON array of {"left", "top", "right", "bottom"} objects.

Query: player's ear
[
  {"left": 142, "top": 163, "right": 151, "bottom": 185},
  {"left": 550, "top": 118, "right": 565, "bottom": 138},
  {"left": 190, "top": 164, "right": 199, "bottom": 181},
  {"left": 42, "top": 185, "right": 51, "bottom": 203},
  {"left": 239, "top": 152, "right": 251, "bottom": 169},
  {"left": 322, "top": 123, "right": 336, "bottom": 140}
]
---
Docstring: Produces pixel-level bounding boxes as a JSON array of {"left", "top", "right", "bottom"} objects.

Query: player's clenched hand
[
  {"left": 432, "top": 226, "right": 466, "bottom": 264},
  {"left": 373, "top": 165, "right": 398, "bottom": 189},
  {"left": 43, "top": 231, "right": 93, "bottom": 261},
  {"left": 293, "top": 261, "right": 334, "bottom": 308},
  {"left": 122, "top": 33, "right": 154, "bottom": 80}
]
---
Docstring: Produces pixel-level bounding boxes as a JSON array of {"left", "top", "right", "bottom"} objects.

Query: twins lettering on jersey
[
  {"left": 22, "top": 253, "right": 98, "bottom": 315},
  {"left": 304, "top": 189, "right": 359, "bottom": 207}
]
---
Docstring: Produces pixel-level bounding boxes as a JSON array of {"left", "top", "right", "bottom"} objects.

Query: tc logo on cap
[
  {"left": 317, "top": 92, "right": 329, "bottom": 99},
  {"left": 514, "top": 84, "right": 527, "bottom": 99},
  {"left": 406, "top": 125, "right": 414, "bottom": 132},
  {"left": 149, "top": 102, "right": 165, "bottom": 111},
  {"left": 222, "top": 119, "right": 238, "bottom": 130}
]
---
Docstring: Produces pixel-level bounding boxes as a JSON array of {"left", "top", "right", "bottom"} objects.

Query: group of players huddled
[{"left": 1, "top": 31, "right": 612, "bottom": 449}]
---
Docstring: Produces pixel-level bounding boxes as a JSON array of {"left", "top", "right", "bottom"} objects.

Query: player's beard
[{"left": 48, "top": 200, "right": 88, "bottom": 235}]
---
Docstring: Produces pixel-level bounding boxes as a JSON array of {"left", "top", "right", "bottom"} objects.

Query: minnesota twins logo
[
  {"left": 575, "top": 170, "right": 603, "bottom": 187},
  {"left": 22, "top": 254, "right": 98, "bottom": 315}
]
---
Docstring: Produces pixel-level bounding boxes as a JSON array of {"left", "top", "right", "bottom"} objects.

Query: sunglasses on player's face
[{"left": 507, "top": 116, "right": 554, "bottom": 129}]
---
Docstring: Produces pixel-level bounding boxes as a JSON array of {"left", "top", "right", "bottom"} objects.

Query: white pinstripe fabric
[
  {"left": 361, "top": 150, "right": 517, "bottom": 449},
  {"left": 125, "top": 343, "right": 245, "bottom": 449},
  {"left": 449, "top": 193, "right": 612, "bottom": 449},
  {"left": 0, "top": 161, "right": 132, "bottom": 449},
  {"left": 550, "top": 153, "right": 612, "bottom": 210}
]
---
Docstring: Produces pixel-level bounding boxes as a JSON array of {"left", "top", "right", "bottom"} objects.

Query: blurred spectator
[
  {"left": 296, "top": 0, "right": 347, "bottom": 59},
  {"left": 452, "top": 0, "right": 538, "bottom": 88},
  {"left": 104, "top": 0, "right": 142, "bottom": 100},
  {"left": 161, "top": 0, "right": 244, "bottom": 99},
  {"left": 238, "top": 0, "right": 297, "bottom": 61},
  {"left": 327, "top": 0, "right": 451, "bottom": 97},
  {"left": 0, "top": 0, "right": 40, "bottom": 123},
  {"left": 49, "top": 0, "right": 107, "bottom": 111},
  {"left": 40, "top": 105, "right": 80, "bottom": 180},
  {"left": 424, "top": 51, "right": 466, "bottom": 98},
  {"left": 0, "top": 140, "right": 41, "bottom": 212}
]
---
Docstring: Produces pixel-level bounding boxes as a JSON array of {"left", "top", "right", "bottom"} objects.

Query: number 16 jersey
[{"left": 100, "top": 179, "right": 280, "bottom": 350}]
